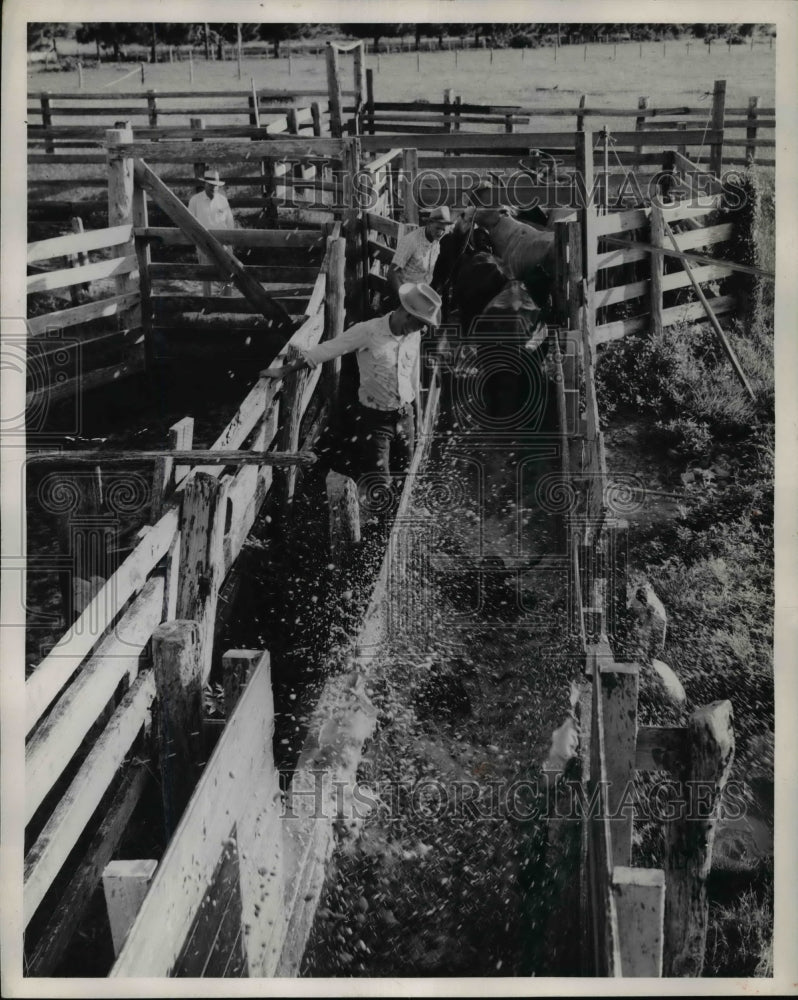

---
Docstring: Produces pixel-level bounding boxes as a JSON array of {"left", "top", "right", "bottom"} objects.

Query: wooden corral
[{"left": 23, "top": 68, "right": 759, "bottom": 977}]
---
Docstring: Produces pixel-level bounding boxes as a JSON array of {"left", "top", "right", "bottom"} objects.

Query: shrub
[{"left": 509, "top": 33, "right": 533, "bottom": 49}]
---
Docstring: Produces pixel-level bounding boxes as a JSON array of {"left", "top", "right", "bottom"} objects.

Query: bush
[{"left": 509, "top": 33, "right": 533, "bottom": 49}]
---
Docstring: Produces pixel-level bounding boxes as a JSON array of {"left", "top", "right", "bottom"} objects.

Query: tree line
[{"left": 28, "top": 22, "right": 773, "bottom": 62}]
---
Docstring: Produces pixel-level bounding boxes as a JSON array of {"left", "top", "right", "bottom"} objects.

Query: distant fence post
[
  {"left": 453, "top": 95, "right": 462, "bottom": 132},
  {"left": 353, "top": 41, "right": 366, "bottom": 112},
  {"left": 649, "top": 202, "right": 665, "bottom": 336},
  {"left": 41, "top": 91, "right": 54, "bottom": 154},
  {"left": 176, "top": 472, "right": 229, "bottom": 683},
  {"left": 326, "top": 43, "right": 343, "bottom": 137},
  {"left": 576, "top": 93, "right": 586, "bottom": 132},
  {"left": 745, "top": 95, "right": 759, "bottom": 165},
  {"left": 634, "top": 96, "right": 649, "bottom": 165},
  {"left": 402, "top": 147, "right": 419, "bottom": 225},
  {"left": 663, "top": 700, "right": 735, "bottom": 977},
  {"left": 709, "top": 78, "right": 726, "bottom": 176},
  {"left": 443, "top": 88, "right": 452, "bottom": 136},
  {"left": 152, "top": 620, "right": 204, "bottom": 837}
]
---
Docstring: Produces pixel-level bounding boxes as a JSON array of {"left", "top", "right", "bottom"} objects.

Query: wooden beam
[
  {"left": 27, "top": 224, "right": 134, "bottom": 264},
  {"left": 152, "top": 621, "right": 204, "bottom": 836},
  {"left": 27, "top": 448, "right": 319, "bottom": 467},
  {"left": 662, "top": 221, "right": 756, "bottom": 401},
  {"left": 111, "top": 652, "right": 283, "bottom": 978},
  {"left": 25, "top": 506, "right": 178, "bottom": 734},
  {"left": 131, "top": 158, "right": 295, "bottom": 337},
  {"left": 24, "top": 670, "right": 157, "bottom": 926},
  {"left": 663, "top": 700, "right": 735, "bottom": 977},
  {"left": 649, "top": 203, "right": 665, "bottom": 337},
  {"left": 326, "top": 44, "right": 343, "bottom": 137},
  {"left": 151, "top": 416, "right": 194, "bottom": 520},
  {"left": 709, "top": 79, "right": 726, "bottom": 177},
  {"left": 25, "top": 576, "right": 164, "bottom": 824},
  {"left": 25, "top": 764, "right": 149, "bottom": 976},
  {"left": 326, "top": 471, "right": 361, "bottom": 565},
  {"left": 599, "top": 663, "right": 639, "bottom": 868}
]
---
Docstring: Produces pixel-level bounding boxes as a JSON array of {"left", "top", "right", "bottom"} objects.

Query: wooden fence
[
  {"left": 551, "top": 225, "right": 735, "bottom": 977},
  {"left": 23, "top": 207, "right": 345, "bottom": 973}
]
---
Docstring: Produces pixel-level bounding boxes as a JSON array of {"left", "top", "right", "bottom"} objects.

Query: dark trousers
[{"left": 353, "top": 402, "right": 415, "bottom": 514}]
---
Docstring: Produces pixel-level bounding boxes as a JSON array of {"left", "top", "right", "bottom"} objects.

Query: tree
[
  {"left": 28, "top": 23, "right": 70, "bottom": 57},
  {"left": 75, "top": 23, "right": 143, "bottom": 62},
  {"left": 258, "top": 22, "right": 303, "bottom": 58},
  {"left": 341, "top": 23, "right": 403, "bottom": 52}
]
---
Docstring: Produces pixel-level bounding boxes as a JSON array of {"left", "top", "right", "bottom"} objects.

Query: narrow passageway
[{"left": 302, "top": 358, "right": 583, "bottom": 976}]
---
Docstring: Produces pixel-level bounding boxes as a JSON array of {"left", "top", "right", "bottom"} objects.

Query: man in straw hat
[
  {"left": 387, "top": 206, "right": 451, "bottom": 300},
  {"left": 187, "top": 169, "right": 237, "bottom": 296},
  {"left": 263, "top": 283, "right": 442, "bottom": 517}
]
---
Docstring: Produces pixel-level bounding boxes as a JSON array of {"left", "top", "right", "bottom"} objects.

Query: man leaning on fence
[
  {"left": 187, "top": 169, "right": 236, "bottom": 297},
  {"left": 386, "top": 206, "right": 451, "bottom": 300},
  {"left": 262, "top": 282, "right": 442, "bottom": 521}
]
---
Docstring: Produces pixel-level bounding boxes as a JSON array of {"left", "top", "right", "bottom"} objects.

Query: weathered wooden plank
[
  {"left": 663, "top": 701, "right": 735, "bottom": 976},
  {"left": 25, "top": 349, "right": 146, "bottom": 410},
  {"left": 24, "top": 669, "right": 157, "bottom": 925},
  {"left": 599, "top": 664, "right": 639, "bottom": 868},
  {"left": 102, "top": 859, "right": 158, "bottom": 956},
  {"left": 27, "top": 224, "right": 133, "bottom": 264},
  {"left": 25, "top": 506, "right": 178, "bottom": 734},
  {"left": 138, "top": 225, "right": 319, "bottom": 248},
  {"left": 593, "top": 295, "right": 736, "bottom": 345},
  {"left": 359, "top": 128, "right": 720, "bottom": 153},
  {"left": 26, "top": 292, "right": 140, "bottom": 336},
  {"left": 26, "top": 254, "right": 138, "bottom": 295},
  {"left": 25, "top": 764, "right": 149, "bottom": 976},
  {"left": 111, "top": 137, "right": 345, "bottom": 161},
  {"left": 111, "top": 652, "right": 283, "bottom": 978},
  {"left": 25, "top": 576, "right": 164, "bottom": 824},
  {"left": 612, "top": 866, "right": 665, "bottom": 976}
]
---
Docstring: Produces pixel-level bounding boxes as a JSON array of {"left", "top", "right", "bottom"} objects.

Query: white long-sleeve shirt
[
  {"left": 187, "top": 190, "right": 236, "bottom": 264},
  {"left": 300, "top": 313, "right": 421, "bottom": 411}
]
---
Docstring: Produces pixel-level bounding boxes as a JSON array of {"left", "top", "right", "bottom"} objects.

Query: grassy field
[{"left": 28, "top": 39, "right": 776, "bottom": 115}]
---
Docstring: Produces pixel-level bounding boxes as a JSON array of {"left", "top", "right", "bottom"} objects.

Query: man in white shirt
[
  {"left": 187, "top": 169, "right": 236, "bottom": 296},
  {"left": 387, "top": 206, "right": 451, "bottom": 298},
  {"left": 262, "top": 283, "right": 442, "bottom": 516}
]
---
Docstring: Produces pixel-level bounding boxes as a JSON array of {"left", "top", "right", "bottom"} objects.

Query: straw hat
[
  {"left": 398, "top": 282, "right": 442, "bottom": 327},
  {"left": 427, "top": 205, "right": 452, "bottom": 223},
  {"left": 201, "top": 170, "right": 225, "bottom": 186}
]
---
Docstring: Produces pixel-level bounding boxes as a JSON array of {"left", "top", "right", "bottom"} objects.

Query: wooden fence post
[
  {"left": 131, "top": 179, "right": 152, "bottom": 370},
  {"left": 151, "top": 416, "right": 194, "bottom": 520},
  {"left": 600, "top": 663, "right": 639, "bottom": 867},
  {"left": 566, "top": 219, "right": 583, "bottom": 334},
  {"left": 275, "top": 345, "right": 307, "bottom": 520},
  {"left": 40, "top": 91, "right": 54, "bottom": 154},
  {"left": 709, "top": 78, "right": 726, "bottom": 177},
  {"left": 152, "top": 620, "right": 204, "bottom": 836},
  {"left": 453, "top": 95, "right": 462, "bottom": 133},
  {"left": 365, "top": 68, "right": 375, "bottom": 136},
  {"left": 326, "top": 471, "right": 361, "bottom": 564},
  {"left": 575, "top": 131, "right": 596, "bottom": 347},
  {"left": 745, "top": 95, "right": 759, "bottom": 165},
  {"left": 443, "top": 88, "right": 452, "bottom": 136},
  {"left": 189, "top": 116, "right": 206, "bottom": 185},
  {"left": 310, "top": 101, "right": 322, "bottom": 137},
  {"left": 322, "top": 235, "right": 346, "bottom": 412},
  {"left": 176, "top": 472, "right": 228, "bottom": 683},
  {"left": 634, "top": 96, "right": 649, "bottom": 166},
  {"left": 106, "top": 124, "right": 136, "bottom": 338},
  {"left": 326, "top": 43, "right": 343, "bottom": 138},
  {"left": 663, "top": 700, "right": 735, "bottom": 977},
  {"left": 68, "top": 217, "right": 89, "bottom": 306},
  {"left": 649, "top": 202, "right": 665, "bottom": 336},
  {"left": 612, "top": 867, "right": 665, "bottom": 976},
  {"left": 353, "top": 41, "right": 366, "bottom": 112},
  {"left": 402, "top": 147, "right": 419, "bottom": 225},
  {"left": 147, "top": 89, "right": 158, "bottom": 130},
  {"left": 102, "top": 859, "right": 157, "bottom": 956}
]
